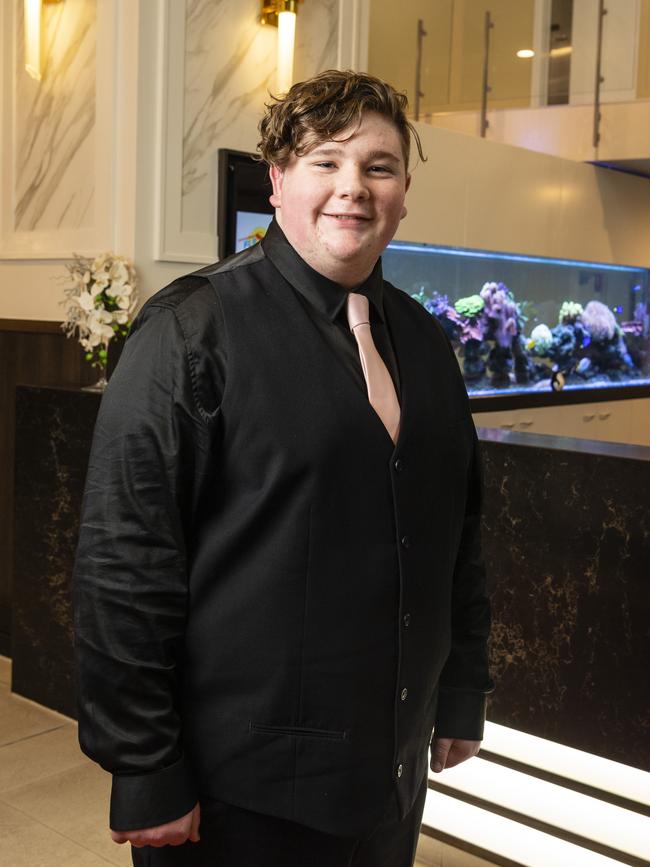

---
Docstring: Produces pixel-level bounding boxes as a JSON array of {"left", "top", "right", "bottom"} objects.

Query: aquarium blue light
[{"left": 386, "top": 242, "right": 646, "bottom": 274}]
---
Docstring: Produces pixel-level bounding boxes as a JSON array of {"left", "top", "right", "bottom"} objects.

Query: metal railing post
[
  {"left": 480, "top": 10, "right": 494, "bottom": 137},
  {"left": 414, "top": 18, "right": 427, "bottom": 121},
  {"left": 593, "top": 0, "right": 607, "bottom": 149}
]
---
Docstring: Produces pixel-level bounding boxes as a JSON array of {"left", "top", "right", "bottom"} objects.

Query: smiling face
[{"left": 269, "top": 111, "right": 411, "bottom": 288}]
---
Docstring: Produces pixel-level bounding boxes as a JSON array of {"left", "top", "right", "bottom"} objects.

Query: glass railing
[{"left": 368, "top": 0, "right": 649, "bottom": 148}]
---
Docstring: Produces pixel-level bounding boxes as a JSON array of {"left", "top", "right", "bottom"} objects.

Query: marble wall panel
[
  {"left": 292, "top": 0, "right": 339, "bottom": 85},
  {"left": 13, "top": 0, "right": 96, "bottom": 233},
  {"left": 181, "top": 0, "right": 340, "bottom": 237}
]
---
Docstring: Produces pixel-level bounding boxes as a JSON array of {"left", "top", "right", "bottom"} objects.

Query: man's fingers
[
  {"left": 430, "top": 737, "right": 453, "bottom": 773},
  {"left": 108, "top": 803, "right": 199, "bottom": 848},
  {"left": 189, "top": 802, "right": 201, "bottom": 843},
  {"left": 444, "top": 739, "right": 481, "bottom": 769},
  {"left": 430, "top": 738, "right": 482, "bottom": 773}
]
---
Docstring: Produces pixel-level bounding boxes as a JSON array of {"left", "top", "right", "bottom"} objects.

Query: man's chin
[{"left": 324, "top": 239, "right": 379, "bottom": 263}]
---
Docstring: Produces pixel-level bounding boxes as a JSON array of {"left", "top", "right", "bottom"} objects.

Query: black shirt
[
  {"left": 261, "top": 219, "right": 401, "bottom": 400},
  {"left": 202, "top": 218, "right": 401, "bottom": 407}
]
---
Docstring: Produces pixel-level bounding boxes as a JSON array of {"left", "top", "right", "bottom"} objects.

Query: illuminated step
[
  {"left": 421, "top": 788, "right": 627, "bottom": 867},
  {"left": 481, "top": 721, "right": 650, "bottom": 810},
  {"left": 427, "top": 757, "right": 650, "bottom": 863}
]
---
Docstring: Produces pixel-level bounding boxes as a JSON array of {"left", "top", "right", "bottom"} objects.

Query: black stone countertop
[{"left": 478, "top": 424, "right": 650, "bottom": 771}]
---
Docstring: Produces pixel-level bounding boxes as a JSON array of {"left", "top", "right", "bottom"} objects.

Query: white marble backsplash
[
  {"left": 181, "top": 0, "right": 340, "bottom": 237},
  {"left": 293, "top": 0, "right": 339, "bottom": 84},
  {"left": 14, "top": 0, "right": 96, "bottom": 233}
]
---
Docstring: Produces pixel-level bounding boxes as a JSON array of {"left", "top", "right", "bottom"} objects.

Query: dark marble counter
[
  {"left": 10, "top": 386, "right": 650, "bottom": 771},
  {"left": 12, "top": 385, "right": 101, "bottom": 717},
  {"left": 479, "top": 425, "right": 650, "bottom": 771}
]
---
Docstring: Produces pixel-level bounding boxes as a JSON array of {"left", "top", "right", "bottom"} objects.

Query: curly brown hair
[{"left": 257, "top": 69, "right": 426, "bottom": 171}]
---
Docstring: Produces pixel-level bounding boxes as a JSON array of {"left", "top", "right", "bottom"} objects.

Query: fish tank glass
[{"left": 383, "top": 241, "right": 650, "bottom": 397}]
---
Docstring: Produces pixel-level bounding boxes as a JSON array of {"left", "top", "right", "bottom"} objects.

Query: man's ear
[{"left": 269, "top": 164, "right": 283, "bottom": 208}]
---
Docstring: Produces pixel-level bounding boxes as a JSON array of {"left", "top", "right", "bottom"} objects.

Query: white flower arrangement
[{"left": 60, "top": 252, "right": 138, "bottom": 375}]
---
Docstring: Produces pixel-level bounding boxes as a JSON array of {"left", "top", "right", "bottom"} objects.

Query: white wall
[{"left": 398, "top": 119, "right": 650, "bottom": 270}]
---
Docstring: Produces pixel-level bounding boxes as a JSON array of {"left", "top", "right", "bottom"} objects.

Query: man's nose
[{"left": 335, "top": 166, "right": 370, "bottom": 199}]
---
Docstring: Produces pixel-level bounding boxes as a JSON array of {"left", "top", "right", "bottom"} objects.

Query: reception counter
[
  {"left": 10, "top": 385, "right": 650, "bottom": 772},
  {"left": 476, "top": 426, "right": 649, "bottom": 772}
]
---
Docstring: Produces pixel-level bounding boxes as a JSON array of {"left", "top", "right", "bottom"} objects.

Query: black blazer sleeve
[
  {"left": 433, "top": 423, "right": 495, "bottom": 740},
  {"left": 432, "top": 327, "right": 495, "bottom": 741},
  {"left": 72, "top": 300, "right": 218, "bottom": 831}
]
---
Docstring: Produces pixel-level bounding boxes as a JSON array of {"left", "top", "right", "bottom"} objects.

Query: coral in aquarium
[
  {"left": 411, "top": 289, "right": 461, "bottom": 342},
  {"left": 478, "top": 282, "right": 523, "bottom": 386},
  {"left": 461, "top": 340, "right": 486, "bottom": 381},
  {"left": 443, "top": 294, "right": 485, "bottom": 380},
  {"left": 633, "top": 301, "right": 649, "bottom": 334},
  {"left": 568, "top": 300, "right": 637, "bottom": 378},
  {"left": 528, "top": 323, "right": 553, "bottom": 353},
  {"left": 480, "top": 282, "right": 519, "bottom": 348},
  {"left": 549, "top": 324, "right": 577, "bottom": 368},
  {"left": 411, "top": 275, "right": 646, "bottom": 392},
  {"left": 558, "top": 301, "right": 584, "bottom": 324},
  {"left": 454, "top": 295, "right": 484, "bottom": 319},
  {"left": 580, "top": 300, "right": 617, "bottom": 342},
  {"left": 620, "top": 303, "right": 647, "bottom": 369},
  {"left": 453, "top": 295, "right": 485, "bottom": 345}
]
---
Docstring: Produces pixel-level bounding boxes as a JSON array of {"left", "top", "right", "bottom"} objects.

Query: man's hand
[
  {"left": 430, "top": 737, "right": 481, "bottom": 773},
  {"left": 111, "top": 802, "right": 201, "bottom": 848}
]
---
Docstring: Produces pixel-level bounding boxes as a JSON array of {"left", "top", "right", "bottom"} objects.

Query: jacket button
[
  {"left": 401, "top": 688, "right": 408, "bottom": 701},
  {"left": 402, "top": 613, "right": 411, "bottom": 627},
  {"left": 394, "top": 458, "right": 404, "bottom": 472},
  {"left": 397, "top": 763, "right": 403, "bottom": 778},
  {"left": 401, "top": 535, "right": 410, "bottom": 548}
]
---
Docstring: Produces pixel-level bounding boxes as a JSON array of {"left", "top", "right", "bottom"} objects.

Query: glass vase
[
  {"left": 82, "top": 372, "right": 109, "bottom": 392},
  {"left": 82, "top": 340, "right": 110, "bottom": 392}
]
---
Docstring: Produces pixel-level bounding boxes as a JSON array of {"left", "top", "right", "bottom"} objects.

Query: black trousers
[{"left": 130, "top": 774, "right": 428, "bottom": 867}]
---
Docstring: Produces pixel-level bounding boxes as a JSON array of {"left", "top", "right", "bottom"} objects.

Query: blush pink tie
[{"left": 346, "top": 292, "right": 401, "bottom": 445}]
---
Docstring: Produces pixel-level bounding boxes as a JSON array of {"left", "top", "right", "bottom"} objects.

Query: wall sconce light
[
  {"left": 260, "top": 1, "right": 302, "bottom": 95},
  {"left": 24, "top": 0, "right": 63, "bottom": 81}
]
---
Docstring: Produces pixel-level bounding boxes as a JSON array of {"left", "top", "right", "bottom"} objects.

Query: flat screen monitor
[{"left": 217, "top": 149, "right": 274, "bottom": 260}]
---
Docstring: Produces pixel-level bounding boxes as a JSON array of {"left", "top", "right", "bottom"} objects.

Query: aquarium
[{"left": 383, "top": 241, "right": 650, "bottom": 397}]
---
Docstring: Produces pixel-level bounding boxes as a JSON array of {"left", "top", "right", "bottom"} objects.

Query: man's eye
[
  {"left": 369, "top": 165, "right": 391, "bottom": 173},
  {"left": 315, "top": 161, "right": 336, "bottom": 169}
]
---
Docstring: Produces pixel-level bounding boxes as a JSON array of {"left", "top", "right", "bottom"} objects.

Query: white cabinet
[{"left": 473, "top": 397, "right": 650, "bottom": 446}]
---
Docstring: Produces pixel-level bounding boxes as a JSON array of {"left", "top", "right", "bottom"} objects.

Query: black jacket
[{"left": 73, "top": 234, "right": 494, "bottom": 838}]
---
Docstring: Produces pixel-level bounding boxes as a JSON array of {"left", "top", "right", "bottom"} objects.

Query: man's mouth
[{"left": 325, "top": 214, "right": 371, "bottom": 221}]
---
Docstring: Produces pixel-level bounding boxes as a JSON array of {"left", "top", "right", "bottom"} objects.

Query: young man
[{"left": 73, "top": 70, "right": 494, "bottom": 867}]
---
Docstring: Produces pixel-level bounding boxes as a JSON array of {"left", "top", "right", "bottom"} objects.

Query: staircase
[{"left": 415, "top": 722, "right": 650, "bottom": 867}]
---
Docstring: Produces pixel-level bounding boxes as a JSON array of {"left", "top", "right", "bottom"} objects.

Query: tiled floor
[
  {"left": 0, "top": 656, "right": 131, "bottom": 866},
  {"left": 0, "top": 656, "right": 488, "bottom": 867}
]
